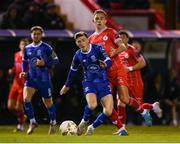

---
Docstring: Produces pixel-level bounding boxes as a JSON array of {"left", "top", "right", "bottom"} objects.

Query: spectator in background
[
  {"left": 33, "top": 0, "right": 48, "bottom": 12},
  {"left": 1, "top": 5, "right": 24, "bottom": 29},
  {"left": 164, "top": 69, "right": 180, "bottom": 126},
  {"left": 22, "top": 2, "right": 47, "bottom": 28},
  {"left": 46, "top": 4, "right": 65, "bottom": 29}
]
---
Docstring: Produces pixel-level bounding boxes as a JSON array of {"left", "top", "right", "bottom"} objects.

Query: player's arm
[
  {"left": 20, "top": 48, "right": 28, "bottom": 79},
  {"left": 37, "top": 45, "right": 59, "bottom": 67},
  {"left": 110, "top": 30, "right": 126, "bottom": 57},
  {"left": 98, "top": 45, "right": 112, "bottom": 69},
  {"left": 60, "top": 54, "right": 80, "bottom": 95},
  {"left": 127, "top": 54, "right": 146, "bottom": 72}
]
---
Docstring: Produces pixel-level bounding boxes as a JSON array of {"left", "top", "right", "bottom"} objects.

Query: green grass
[{"left": 0, "top": 125, "right": 179, "bottom": 143}]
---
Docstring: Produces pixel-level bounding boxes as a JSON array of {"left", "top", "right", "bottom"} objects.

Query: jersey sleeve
[
  {"left": 97, "top": 45, "right": 112, "bottom": 68},
  {"left": 109, "top": 29, "right": 120, "bottom": 45},
  {"left": 65, "top": 53, "right": 80, "bottom": 87},
  {"left": 45, "top": 44, "right": 59, "bottom": 66}
]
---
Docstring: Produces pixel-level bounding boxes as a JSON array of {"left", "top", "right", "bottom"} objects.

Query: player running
[
  {"left": 116, "top": 31, "right": 162, "bottom": 128},
  {"left": 20, "top": 26, "right": 59, "bottom": 135},
  {"left": 8, "top": 39, "right": 28, "bottom": 132},
  {"left": 89, "top": 9, "right": 152, "bottom": 127},
  {"left": 60, "top": 31, "right": 128, "bottom": 136}
]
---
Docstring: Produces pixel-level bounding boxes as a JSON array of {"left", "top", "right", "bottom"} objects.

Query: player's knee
[
  {"left": 103, "top": 107, "right": 113, "bottom": 116},
  {"left": 23, "top": 97, "right": 31, "bottom": 102},
  {"left": 120, "top": 97, "right": 129, "bottom": 104},
  {"left": 8, "top": 104, "right": 14, "bottom": 111},
  {"left": 88, "top": 103, "right": 97, "bottom": 110}
]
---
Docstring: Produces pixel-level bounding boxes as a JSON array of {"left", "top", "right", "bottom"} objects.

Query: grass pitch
[{"left": 0, "top": 125, "right": 179, "bottom": 143}]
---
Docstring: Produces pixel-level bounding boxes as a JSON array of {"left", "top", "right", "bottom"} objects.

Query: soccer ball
[{"left": 59, "top": 120, "right": 77, "bottom": 135}]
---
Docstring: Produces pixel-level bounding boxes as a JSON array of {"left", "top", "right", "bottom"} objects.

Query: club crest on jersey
[
  {"left": 124, "top": 53, "right": 129, "bottom": 59},
  {"left": 91, "top": 55, "right": 97, "bottom": 62},
  {"left": 37, "top": 49, "right": 41, "bottom": 56},
  {"left": 102, "top": 35, "right": 108, "bottom": 41}
]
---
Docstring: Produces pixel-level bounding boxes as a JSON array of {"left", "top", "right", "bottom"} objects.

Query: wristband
[{"left": 128, "top": 66, "right": 133, "bottom": 71}]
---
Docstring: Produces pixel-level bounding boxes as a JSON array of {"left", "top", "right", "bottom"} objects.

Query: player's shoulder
[
  {"left": 41, "top": 42, "right": 52, "bottom": 49},
  {"left": 106, "top": 27, "right": 117, "bottom": 33},
  {"left": 128, "top": 44, "right": 136, "bottom": 51}
]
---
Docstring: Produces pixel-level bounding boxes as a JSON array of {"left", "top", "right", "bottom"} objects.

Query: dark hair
[
  {"left": 20, "top": 38, "right": 29, "bottom": 45},
  {"left": 93, "top": 9, "right": 107, "bottom": 17},
  {"left": 119, "top": 31, "right": 129, "bottom": 38},
  {"left": 74, "top": 31, "right": 88, "bottom": 40},
  {"left": 30, "top": 26, "right": 44, "bottom": 33}
]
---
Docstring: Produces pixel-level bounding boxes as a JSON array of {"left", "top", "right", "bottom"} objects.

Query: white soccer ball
[{"left": 59, "top": 120, "right": 77, "bottom": 135}]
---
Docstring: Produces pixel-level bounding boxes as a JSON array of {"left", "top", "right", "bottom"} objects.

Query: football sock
[
  {"left": 142, "top": 103, "right": 153, "bottom": 110},
  {"left": 83, "top": 105, "right": 93, "bottom": 122},
  {"left": 117, "top": 105, "right": 127, "bottom": 124},
  {"left": 24, "top": 102, "right": 35, "bottom": 121},
  {"left": 128, "top": 97, "right": 144, "bottom": 113},
  {"left": 16, "top": 109, "right": 25, "bottom": 125},
  {"left": 47, "top": 104, "right": 56, "bottom": 125},
  {"left": 109, "top": 109, "right": 123, "bottom": 128},
  {"left": 92, "top": 112, "right": 107, "bottom": 128}
]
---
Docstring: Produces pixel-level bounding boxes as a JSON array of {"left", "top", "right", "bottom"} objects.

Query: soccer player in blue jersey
[
  {"left": 60, "top": 31, "right": 128, "bottom": 136},
  {"left": 19, "top": 26, "right": 59, "bottom": 135}
]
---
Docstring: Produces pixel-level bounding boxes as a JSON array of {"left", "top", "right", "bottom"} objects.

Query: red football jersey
[
  {"left": 89, "top": 27, "right": 128, "bottom": 86},
  {"left": 119, "top": 44, "right": 144, "bottom": 98},
  {"left": 89, "top": 27, "right": 123, "bottom": 72},
  {"left": 13, "top": 51, "right": 24, "bottom": 85}
]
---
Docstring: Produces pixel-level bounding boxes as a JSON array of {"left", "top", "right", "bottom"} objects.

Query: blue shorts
[
  {"left": 82, "top": 80, "right": 111, "bottom": 100},
  {"left": 25, "top": 79, "right": 52, "bottom": 99}
]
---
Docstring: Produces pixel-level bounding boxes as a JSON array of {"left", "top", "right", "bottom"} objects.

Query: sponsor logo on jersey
[{"left": 87, "top": 64, "right": 100, "bottom": 73}]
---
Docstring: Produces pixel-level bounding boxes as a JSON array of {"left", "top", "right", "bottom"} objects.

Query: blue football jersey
[
  {"left": 65, "top": 44, "right": 111, "bottom": 86},
  {"left": 22, "top": 41, "right": 59, "bottom": 82}
]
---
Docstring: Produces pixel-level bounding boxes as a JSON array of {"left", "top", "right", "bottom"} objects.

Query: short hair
[
  {"left": 93, "top": 9, "right": 107, "bottom": 17},
  {"left": 74, "top": 31, "right": 88, "bottom": 40},
  {"left": 30, "top": 26, "right": 44, "bottom": 33},
  {"left": 20, "top": 38, "right": 29, "bottom": 45},
  {"left": 119, "top": 31, "right": 129, "bottom": 38}
]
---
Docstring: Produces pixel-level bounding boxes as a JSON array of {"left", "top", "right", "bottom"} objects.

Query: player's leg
[
  {"left": 42, "top": 97, "right": 56, "bottom": 134},
  {"left": 117, "top": 85, "right": 152, "bottom": 126},
  {"left": 14, "top": 88, "right": 27, "bottom": 132},
  {"left": 15, "top": 100, "right": 26, "bottom": 132},
  {"left": 77, "top": 93, "right": 97, "bottom": 135},
  {"left": 116, "top": 94, "right": 127, "bottom": 126},
  {"left": 40, "top": 82, "right": 56, "bottom": 135},
  {"left": 7, "top": 84, "right": 21, "bottom": 132},
  {"left": 23, "top": 86, "right": 37, "bottom": 134}
]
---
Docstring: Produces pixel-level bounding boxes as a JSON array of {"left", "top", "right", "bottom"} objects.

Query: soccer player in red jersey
[
  {"left": 117, "top": 31, "right": 162, "bottom": 127},
  {"left": 89, "top": 9, "right": 152, "bottom": 127},
  {"left": 7, "top": 39, "right": 28, "bottom": 132}
]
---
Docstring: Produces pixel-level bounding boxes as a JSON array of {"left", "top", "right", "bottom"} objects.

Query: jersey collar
[{"left": 31, "top": 41, "right": 42, "bottom": 47}]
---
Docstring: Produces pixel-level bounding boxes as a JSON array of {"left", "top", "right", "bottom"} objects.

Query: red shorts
[
  {"left": 108, "top": 67, "right": 128, "bottom": 88},
  {"left": 8, "top": 80, "right": 24, "bottom": 102}
]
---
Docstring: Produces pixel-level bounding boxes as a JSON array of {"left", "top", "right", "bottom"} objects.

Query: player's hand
[
  {"left": 19, "top": 72, "right": 28, "bottom": 79},
  {"left": 60, "top": 85, "right": 70, "bottom": 95},
  {"left": 125, "top": 66, "right": 133, "bottom": 73},
  {"left": 109, "top": 48, "right": 117, "bottom": 57},
  {"left": 99, "top": 60, "right": 107, "bottom": 68},
  {"left": 36, "top": 57, "right": 45, "bottom": 66}
]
